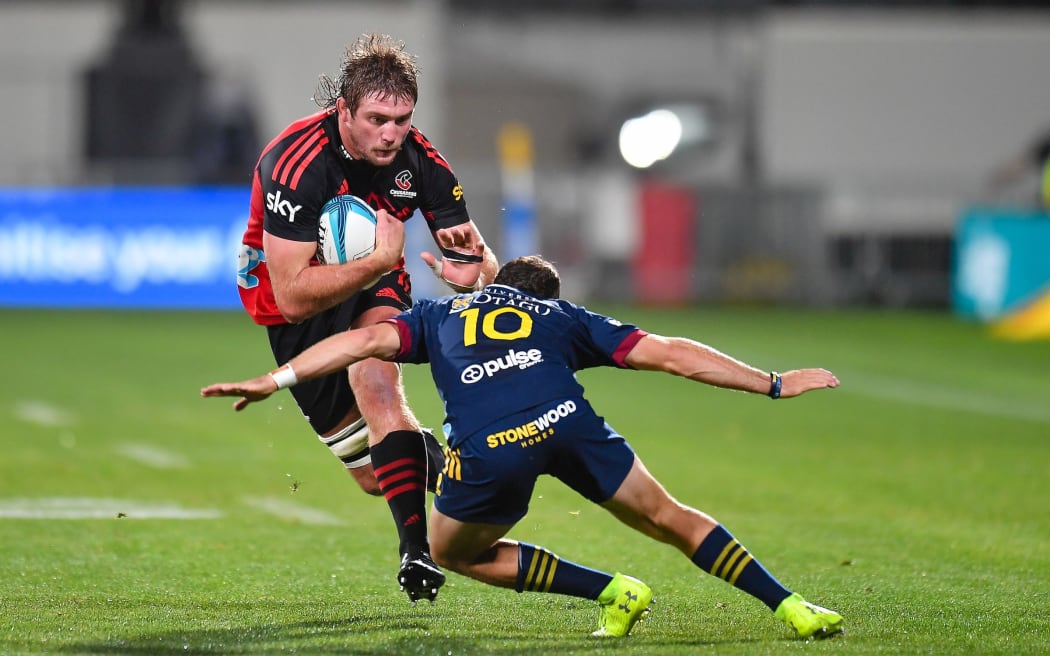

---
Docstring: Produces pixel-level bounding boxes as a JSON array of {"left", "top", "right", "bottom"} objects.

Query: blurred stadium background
[
  {"left": 1, "top": 0, "right": 1049, "bottom": 327},
  {"left": 3, "top": 4, "right": 1049, "bottom": 653}
]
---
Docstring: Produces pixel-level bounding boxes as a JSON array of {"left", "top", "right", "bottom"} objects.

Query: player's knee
[
  {"left": 428, "top": 544, "right": 461, "bottom": 573},
  {"left": 429, "top": 546, "right": 450, "bottom": 568},
  {"left": 648, "top": 499, "right": 693, "bottom": 543},
  {"left": 348, "top": 359, "right": 402, "bottom": 393},
  {"left": 425, "top": 529, "right": 459, "bottom": 571},
  {"left": 352, "top": 363, "right": 407, "bottom": 403},
  {"left": 650, "top": 500, "right": 714, "bottom": 551}
]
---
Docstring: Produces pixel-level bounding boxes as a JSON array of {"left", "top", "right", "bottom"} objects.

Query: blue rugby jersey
[{"left": 385, "top": 284, "right": 647, "bottom": 446}]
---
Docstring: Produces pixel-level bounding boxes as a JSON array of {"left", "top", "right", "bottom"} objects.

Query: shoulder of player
[
  {"left": 259, "top": 110, "right": 331, "bottom": 162},
  {"left": 401, "top": 127, "right": 455, "bottom": 172},
  {"left": 257, "top": 111, "right": 339, "bottom": 187},
  {"left": 557, "top": 299, "right": 624, "bottom": 327}
]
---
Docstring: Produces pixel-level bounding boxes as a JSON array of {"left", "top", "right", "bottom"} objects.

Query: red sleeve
[
  {"left": 382, "top": 318, "right": 414, "bottom": 360},
  {"left": 611, "top": 329, "right": 648, "bottom": 368}
]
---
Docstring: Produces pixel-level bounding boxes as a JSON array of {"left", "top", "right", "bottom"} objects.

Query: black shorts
[{"left": 266, "top": 267, "right": 411, "bottom": 434}]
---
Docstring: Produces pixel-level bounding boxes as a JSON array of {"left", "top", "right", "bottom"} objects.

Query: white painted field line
[
  {"left": 839, "top": 373, "right": 1050, "bottom": 426},
  {"left": 114, "top": 442, "right": 189, "bottom": 469},
  {"left": 12, "top": 400, "right": 74, "bottom": 427},
  {"left": 242, "top": 496, "right": 345, "bottom": 526},
  {"left": 0, "top": 497, "right": 222, "bottom": 520}
]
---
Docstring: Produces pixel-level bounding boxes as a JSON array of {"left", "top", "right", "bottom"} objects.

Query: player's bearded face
[{"left": 339, "top": 93, "right": 414, "bottom": 167}]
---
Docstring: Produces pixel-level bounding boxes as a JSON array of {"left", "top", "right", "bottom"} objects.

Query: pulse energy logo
[{"left": 460, "top": 348, "right": 542, "bottom": 384}]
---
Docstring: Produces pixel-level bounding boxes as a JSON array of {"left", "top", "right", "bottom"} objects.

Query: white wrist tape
[
  {"left": 426, "top": 257, "right": 445, "bottom": 279},
  {"left": 269, "top": 364, "right": 299, "bottom": 390}
]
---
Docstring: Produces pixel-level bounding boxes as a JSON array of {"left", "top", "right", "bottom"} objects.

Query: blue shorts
[{"left": 434, "top": 397, "right": 636, "bottom": 525}]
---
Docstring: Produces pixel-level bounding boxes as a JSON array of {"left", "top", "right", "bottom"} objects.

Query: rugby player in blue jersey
[{"left": 203, "top": 255, "right": 844, "bottom": 640}]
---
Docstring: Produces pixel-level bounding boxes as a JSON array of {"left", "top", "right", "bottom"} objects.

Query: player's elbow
[
  {"left": 277, "top": 303, "right": 313, "bottom": 325},
  {"left": 273, "top": 294, "right": 320, "bottom": 325},
  {"left": 273, "top": 295, "right": 317, "bottom": 325}
]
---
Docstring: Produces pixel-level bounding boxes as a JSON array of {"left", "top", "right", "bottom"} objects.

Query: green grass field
[{"left": 2, "top": 307, "right": 1047, "bottom": 655}]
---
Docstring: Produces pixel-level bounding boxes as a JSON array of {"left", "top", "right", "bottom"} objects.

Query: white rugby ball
[{"left": 316, "top": 195, "right": 377, "bottom": 265}]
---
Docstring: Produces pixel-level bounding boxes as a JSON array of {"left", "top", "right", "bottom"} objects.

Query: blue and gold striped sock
[
  {"left": 691, "top": 524, "right": 792, "bottom": 611},
  {"left": 515, "top": 542, "right": 613, "bottom": 599}
]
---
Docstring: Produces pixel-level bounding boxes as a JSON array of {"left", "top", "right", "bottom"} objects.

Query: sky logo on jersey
[
  {"left": 265, "top": 190, "right": 302, "bottom": 222},
  {"left": 460, "top": 348, "right": 542, "bottom": 384}
]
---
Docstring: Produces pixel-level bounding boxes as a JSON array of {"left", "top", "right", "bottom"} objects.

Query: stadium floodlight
[
  {"left": 618, "top": 103, "right": 712, "bottom": 169},
  {"left": 619, "top": 108, "right": 683, "bottom": 169}
]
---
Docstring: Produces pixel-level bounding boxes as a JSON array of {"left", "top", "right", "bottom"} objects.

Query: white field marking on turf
[
  {"left": 115, "top": 442, "right": 190, "bottom": 469},
  {"left": 12, "top": 400, "right": 74, "bottom": 427},
  {"left": 841, "top": 373, "right": 1050, "bottom": 426},
  {"left": 242, "top": 496, "right": 345, "bottom": 525},
  {"left": 0, "top": 497, "right": 222, "bottom": 520}
]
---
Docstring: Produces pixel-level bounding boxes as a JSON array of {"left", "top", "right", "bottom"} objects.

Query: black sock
[
  {"left": 370, "top": 430, "right": 429, "bottom": 554},
  {"left": 691, "top": 524, "right": 792, "bottom": 611}
]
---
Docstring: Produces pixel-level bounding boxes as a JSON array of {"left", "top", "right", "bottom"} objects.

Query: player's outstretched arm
[
  {"left": 201, "top": 322, "right": 403, "bottom": 411},
  {"left": 624, "top": 334, "right": 839, "bottom": 398}
]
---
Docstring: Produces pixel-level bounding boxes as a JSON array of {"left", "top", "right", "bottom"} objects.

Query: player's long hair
[
  {"left": 313, "top": 33, "right": 420, "bottom": 113},
  {"left": 494, "top": 256, "right": 561, "bottom": 299}
]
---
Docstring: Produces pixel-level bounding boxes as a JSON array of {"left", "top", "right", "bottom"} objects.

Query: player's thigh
[
  {"left": 347, "top": 358, "right": 419, "bottom": 437},
  {"left": 345, "top": 269, "right": 418, "bottom": 433}
]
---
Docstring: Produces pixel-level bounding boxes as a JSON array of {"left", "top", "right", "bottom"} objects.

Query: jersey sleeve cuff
[
  {"left": 612, "top": 329, "right": 648, "bottom": 368},
  {"left": 382, "top": 318, "right": 414, "bottom": 360}
]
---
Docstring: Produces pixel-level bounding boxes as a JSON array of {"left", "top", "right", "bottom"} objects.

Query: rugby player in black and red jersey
[{"left": 235, "top": 33, "right": 497, "bottom": 604}]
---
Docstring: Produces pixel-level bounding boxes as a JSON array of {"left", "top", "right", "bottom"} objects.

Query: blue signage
[
  {"left": 0, "top": 187, "right": 250, "bottom": 309},
  {"left": 953, "top": 206, "right": 1050, "bottom": 320}
]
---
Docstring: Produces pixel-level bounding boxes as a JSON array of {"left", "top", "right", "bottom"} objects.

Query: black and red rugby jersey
[{"left": 237, "top": 108, "right": 470, "bottom": 325}]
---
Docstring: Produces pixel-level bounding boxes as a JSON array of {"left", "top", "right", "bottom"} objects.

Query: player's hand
[
  {"left": 434, "top": 221, "right": 484, "bottom": 254},
  {"left": 421, "top": 243, "right": 485, "bottom": 293},
  {"left": 201, "top": 375, "right": 277, "bottom": 411},
  {"left": 371, "top": 209, "right": 406, "bottom": 269},
  {"left": 779, "top": 368, "right": 840, "bottom": 398}
]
